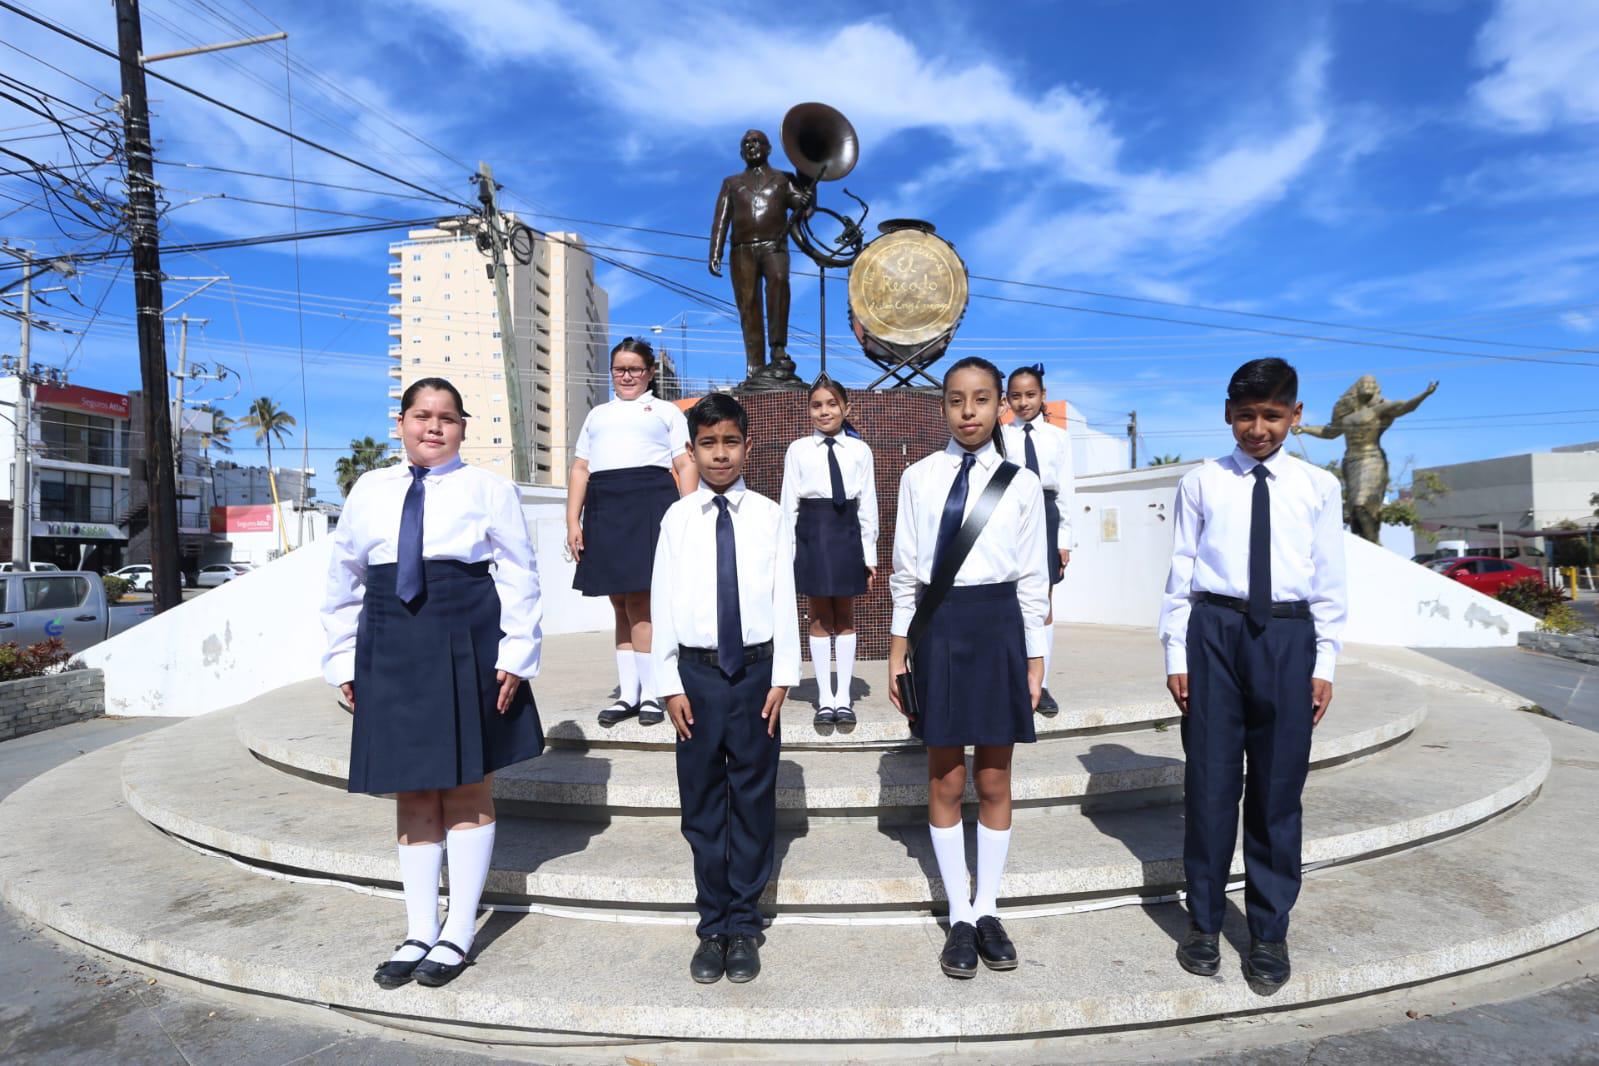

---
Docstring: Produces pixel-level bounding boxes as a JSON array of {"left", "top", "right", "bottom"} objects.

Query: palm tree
[
  {"left": 1147, "top": 453, "right": 1184, "bottom": 466},
  {"left": 203, "top": 407, "right": 235, "bottom": 456},
  {"left": 241, "top": 397, "right": 297, "bottom": 552},
  {"left": 335, "top": 435, "right": 399, "bottom": 497}
]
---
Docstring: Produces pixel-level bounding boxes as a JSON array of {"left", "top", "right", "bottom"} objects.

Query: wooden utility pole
[
  {"left": 1127, "top": 410, "right": 1138, "bottom": 469},
  {"left": 116, "top": 0, "right": 182, "bottom": 611},
  {"left": 474, "top": 163, "right": 530, "bottom": 484}
]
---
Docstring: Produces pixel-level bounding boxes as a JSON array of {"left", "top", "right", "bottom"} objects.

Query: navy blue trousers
[
  {"left": 675, "top": 655, "right": 779, "bottom": 937},
  {"left": 1181, "top": 600, "right": 1315, "bottom": 942}
]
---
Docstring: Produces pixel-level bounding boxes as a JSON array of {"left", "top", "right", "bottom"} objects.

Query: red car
[{"left": 1427, "top": 555, "right": 1544, "bottom": 595}]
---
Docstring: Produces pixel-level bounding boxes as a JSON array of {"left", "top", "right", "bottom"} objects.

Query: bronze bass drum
[{"left": 847, "top": 219, "right": 969, "bottom": 387}]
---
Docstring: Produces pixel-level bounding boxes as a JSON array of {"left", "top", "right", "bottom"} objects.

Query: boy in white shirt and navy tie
[
  {"left": 652, "top": 393, "right": 800, "bottom": 985},
  {"left": 1158, "top": 358, "right": 1347, "bottom": 996}
]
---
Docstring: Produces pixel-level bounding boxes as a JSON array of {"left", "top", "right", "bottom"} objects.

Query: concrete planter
[
  {"left": 0, "top": 669, "right": 105, "bottom": 742},
  {"left": 1519, "top": 631, "right": 1599, "bottom": 666}
]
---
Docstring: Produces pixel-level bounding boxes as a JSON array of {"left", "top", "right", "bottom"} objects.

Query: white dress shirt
[
  {"left": 321, "top": 457, "right": 543, "bottom": 686},
  {"left": 573, "top": 390, "right": 690, "bottom": 472},
  {"left": 650, "top": 480, "right": 802, "bottom": 696},
  {"left": 1158, "top": 446, "right": 1348, "bottom": 681},
  {"left": 778, "top": 431, "right": 880, "bottom": 564},
  {"left": 889, "top": 439, "right": 1052, "bottom": 657},
  {"left": 1000, "top": 414, "right": 1074, "bottom": 547}
]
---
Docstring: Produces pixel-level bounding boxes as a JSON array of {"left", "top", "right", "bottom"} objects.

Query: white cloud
[
  {"left": 1471, "top": 0, "right": 1599, "bottom": 131},
  {"left": 1561, "top": 310, "right": 1596, "bottom": 333}
]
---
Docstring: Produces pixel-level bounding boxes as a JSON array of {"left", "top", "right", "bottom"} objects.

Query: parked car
[
  {"left": 1428, "top": 556, "right": 1545, "bottom": 596},
  {"left": 109, "top": 564, "right": 192, "bottom": 591},
  {"left": 0, "top": 570, "right": 154, "bottom": 653},
  {"left": 0, "top": 561, "right": 62, "bottom": 572},
  {"left": 196, "top": 563, "right": 250, "bottom": 588}
]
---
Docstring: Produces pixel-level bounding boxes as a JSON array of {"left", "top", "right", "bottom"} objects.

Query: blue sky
[{"left": 3, "top": 0, "right": 1599, "bottom": 498}]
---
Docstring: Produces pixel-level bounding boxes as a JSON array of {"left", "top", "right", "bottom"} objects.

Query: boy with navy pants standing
[
  {"left": 653, "top": 394, "right": 800, "bottom": 985},
  {"left": 1158, "top": 358, "right": 1347, "bottom": 996}
]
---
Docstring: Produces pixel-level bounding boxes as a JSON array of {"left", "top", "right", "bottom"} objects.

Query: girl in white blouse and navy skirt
[
  {"left": 779, "top": 376, "right": 878, "bottom": 727},
  {"left": 322, "top": 378, "right": 544, "bottom": 990},
  {"left": 566, "top": 338, "right": 698, "bottom": 727},
  {"left": 888, "top": 356, "right": 1050, "bottom": 981}
]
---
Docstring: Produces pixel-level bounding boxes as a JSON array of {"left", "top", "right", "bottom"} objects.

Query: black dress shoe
[
  {"left": 813, "top": 706, "right": 836, "bottom": 727},
  {"left": 412, "top": 939, "right": 472, "bottom": 987},
  {"left": 1176, "top": 925, "right": 1221, "bottom": 977},
  {"left": 1243, "top": 937, "right": 1291, "bottom": 995},
  {"left": 724, "top": 932, "right": 761, "bottom": 983},
  {"left": 940, "top": 921, "right": 979, "bottom": 979},
  {"left": 1036, "top": 688, "right": 1060, "bottom": 717},
  {"left": 637, "top": 699, "right": 666, "bottom": 726},
  {"left": 372, "top": 939, "right": 433, "bottom": 989},
  {"left": 690, "top": 934, "right": 727, "bottom": 984},
  {"left": 833, "top": 707, "right": 857, "bottom": 728},
  {"left": 974, "top": 915, "right": 1018, "bottom": 970},
  {"left": 597, "top": 700, "right": 639, "bottom": 726}
]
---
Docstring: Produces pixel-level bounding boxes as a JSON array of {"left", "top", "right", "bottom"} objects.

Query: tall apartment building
[{"left": 387, "top": 222, "right": 608, "bottom": 485}]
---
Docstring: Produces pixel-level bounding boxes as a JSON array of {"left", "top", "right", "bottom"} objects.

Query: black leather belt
[
  {"left": 678, "top": 641, "right": 774, "bottom": 667},
  {"left": 1043, "top": 489, "right": 1058, "bottom": 500},
  {"left": 1197, "top": 591, "right": 1311, "bottom": 619}
]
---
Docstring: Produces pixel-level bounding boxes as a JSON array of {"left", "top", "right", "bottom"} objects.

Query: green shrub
[
  {"left": 101, "top": 574, "right": 130, "bottom": 603},
  {"left": 1496, "top": 577, "right": 1567, "bottom": 619},
  {"left": 0, "top": 638, "right": 74, "bottom": 682},
  {"left": 1536, "top": 603, "right": 1585, "bottom": 635}
]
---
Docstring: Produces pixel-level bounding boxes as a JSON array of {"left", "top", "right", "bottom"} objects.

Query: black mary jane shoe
[
  {"left": 690, "top": 934, "right": 728, "bottom": 984},
  {"left": 940, "top": 921, "right": 979, "bottom": 979},
  {"left": 1035, "top": 688, "right": 1060, "bottom": 717},
  {"left": 597, "top": 699, "right": 639, "bottom": 727},
  {"left": 1176, "top": 925, "right": 1222, "bottom": 977},
  {"left": 412, "top": 939, "right": 473, "bottom": 987},
  {"left": 724, "top": 932, "right": 761, "bottom": 984},
  {"left": 832, "top": 707, "right": 857, "bottom": 729},
  {"left": 637, "top": 699, "right": 667, "bottom": 727},
  {"left": 974, "top": 915, "right": 1018, "bottom": 971},
  {"left": 1243, "top": 937, "right": 1291, "bottom": 996},
  {"left": 813, "top": 706, "right": 836, "bottom": 727},
  {"left": 373, "top": 939, "right": 434, "bottom": 989}
]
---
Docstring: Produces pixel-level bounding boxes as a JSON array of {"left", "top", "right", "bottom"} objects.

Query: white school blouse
[
  {"left": 650, "top": 481, "right": 802, "bottom": 696},
  {"left": 778, "top": 431, "right": 880, "bottom": 565},
  {"left": 889, "top": 438, "right": 1051, "bottom": 657},
  {"left": 320, "top": 457, "right": 543, "bottom": 687},
  {"left": 1157, "top": 446, "right": 1348, "bottom": 682},
  {"left": 573, "top": 390, "right": 690, "bottom": 472},
  {"left": 1000, "top": 413, "right": 1074, "bottom": 548}
]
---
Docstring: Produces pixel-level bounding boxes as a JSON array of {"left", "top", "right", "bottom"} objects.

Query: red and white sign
[
  {"left": 211, "top": 504, "right": 276, "bottom": 533},
  {"left": 34, "top": 383, "right": 130, "bottom": 420}
]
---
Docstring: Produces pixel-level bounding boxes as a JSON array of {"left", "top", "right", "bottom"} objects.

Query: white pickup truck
[{"left": 0, "top": 571, "right": 155, "bottom": 653}]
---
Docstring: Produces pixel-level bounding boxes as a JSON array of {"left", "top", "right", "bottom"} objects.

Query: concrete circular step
[
  {"left": 126, "top": 696, "right": 1542, "bottom": 915},
  {"left": 239, "top": 668, "right": 1425, "bottom": 816},
  {"left": 4, "top": 712, "right": 1595, "bottom": 1044}
]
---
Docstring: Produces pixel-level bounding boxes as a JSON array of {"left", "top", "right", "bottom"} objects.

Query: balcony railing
[
  {"left": 38, "top": 503, "right": 121, "bottom": 524},
  {"left": 388, "top": 365, "right": 402, "bottom": 379},
  {"left": 388, "top": 344, "right": 402, "bottom": 357},
  {"left": 388, "top": 323, "right": 402, "bottom": 336},
  {"left": 388, "top": 282, "right": 403, "bottom": 295},
  {"left": 387, "top": 261, "right": 402, "bottom": 275},
  {"left": 39, "top": 443, "right": 120, "bottom": 467}
]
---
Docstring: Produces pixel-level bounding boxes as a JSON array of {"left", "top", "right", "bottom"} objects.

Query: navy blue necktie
[
  {"left": 713, "top": 495, "right": 744, "bottom": 677},
  {"left": 1022, "top": 423, "right": 1040, "bottom": 477},
  {"left": 824, "top": 436, "right": 846, "bottom": 507},
  {"left": 932, "top": 451, "right": 975, "bottom": 578},
  {"left": 1248, "top": 464, "right": 1271, "bottom": 629},
  {"left": 396, "top": 465, "right": 429, "bottom": 605}
]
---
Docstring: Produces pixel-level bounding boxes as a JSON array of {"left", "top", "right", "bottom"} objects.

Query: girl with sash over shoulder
[
  {"left": 888, "top": 356, "right": 1050, "bottom": 980},
  {"left": 779, "top": 375, "right": 878, "bottom": 728},
  {"left": 566, "top": 337, "right": 698, "bottom": 728},
  {"left": 1000, "top": 364, "right": 1074, "bottom": 716},
  {"left": 321, "top": 377, "right": 544, "bottom": 990}
]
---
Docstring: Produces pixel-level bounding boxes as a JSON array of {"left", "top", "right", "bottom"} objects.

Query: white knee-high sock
[
  {"left": 834, "top": 633, "right": 857, "bottom": 709},
  {"left": 972, "top": 822, "right": 1012, "bottom": 920},
  {"left": 634, "top": 651, "right": 656, "bottom": 704},
  {"left": 433, "top": 822, "right": 496, "bottom": 963},
  {"left": 391, "top": 841, "right": 443, "bottom": 962},
  {"left": 615, "top": 650, "right": 639, "bottom": 705},
  {"left": 929, "top": 822, "right": 973, "bottom": 926},
  {"left": 809, "top": 634, "right": 834, "bottom": 707}
]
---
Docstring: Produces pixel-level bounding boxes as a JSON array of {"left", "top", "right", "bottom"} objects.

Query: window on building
[
  {"left": 411, "top": 337, "right": 421, "bottom": 344},
  {"left": 411, "top": 273, "right": 421, "bottom": 281},
  {"left": 411, "top": 295, "right": 421, "bottom": 303},
  {"left": 492, "top": 372, "right": 502, "bottom": 380},
  {"left": 443, "top": 355, "right": 451, "bottom": 363},
  {"left": 412, "top": 357, "right": 422, "bottom": 365},
  {"left": 492, "top": 330, "right": 501, "bottom": 338},
  {"left": 443, "top": 271, "right": 451, "bottom": 279},
  {"left": 444, "top": 335, "right": 451, "bottom": 342},
  {"left": 492, "top": 436, "right": 503, "bottom": 444},
  {"left": 443, "top": 251, "right": 451, "bottom": 259},
  {"left": 537, "top": 404, "right": 550, "bottom": 414},
  {"left": 411, "top": 253, "right": 422, "bottom": 261},
  {"left": 444, "top": 293, "right": 452, "bottom": 301},
  {"left": 411, "top": 316, "right": 421, "bottom": 323},
  {"left": 492, "top": 415, "right": 503, "bottom": 423},
  {"left": 40, "top": 410, "right": 118, "bottom": 467},
  {"left": 37, "top": 469, "right": 116, "bottom": 523}
]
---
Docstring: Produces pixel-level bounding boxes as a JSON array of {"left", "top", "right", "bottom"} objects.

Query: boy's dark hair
[
  {"left": 400, "top": 376, "right": 470, "bottom": 418},
  {"left": 943, "top": 355, "right": 1008, "bottom": 458},
  {"left": 687, "top": 392, "right": 748, "bottom": 439},
  {"left": 1227, "top": 358, "right": 1298, "bottom": 406},
  {"left": 611, "top": 336, "right": 657, "bottom": 369}
]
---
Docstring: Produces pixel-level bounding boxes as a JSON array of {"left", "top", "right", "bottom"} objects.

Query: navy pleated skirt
[
  {"left": 910, "top": 582, "right": 1036, "bottom": 748},
  {"left": 794, "top": 497, "right": 868, "bottom": 597},
  {"left": 573, "top": 466, "right": 679, "bottom": 596},
  {"left": 1044, "top": 490, "right": 1064, "bottom": 586},
  {"left": 349, "top": 560, "right": 543, "bottom": 795}
]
